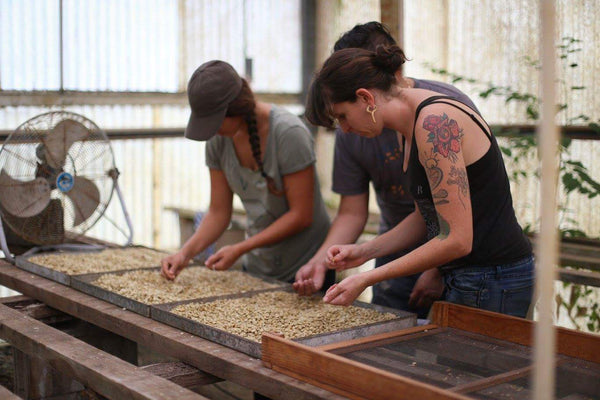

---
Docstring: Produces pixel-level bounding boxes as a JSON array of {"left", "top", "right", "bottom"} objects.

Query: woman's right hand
[
  {"left": 293, "top": 260, "right": 328, "bottom": 296},
  {"left": 161, "top": 252, "right": 190, "bottom": 280},
  {"left": 326, "top": 244, "right": 370, "bottom": 271}
]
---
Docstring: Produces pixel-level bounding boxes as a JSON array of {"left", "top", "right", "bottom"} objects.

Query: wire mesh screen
[{"left": 0, "top": 111, "right": 115, "bottom": 244}]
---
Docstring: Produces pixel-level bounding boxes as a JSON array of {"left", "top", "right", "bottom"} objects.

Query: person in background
[
  {"left": 294, "top": 22, "right": 480, "bottom": 318},
  {"left": 161, "top": 60, "right": 332, "bottom": 287},
  {"left": 304, "top": 44, "right": 534, "bottom": 318}
]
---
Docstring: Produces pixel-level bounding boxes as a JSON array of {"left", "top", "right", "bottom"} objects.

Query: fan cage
[{"left": 0, "top": 111, "right": 116, "bottom": 245}]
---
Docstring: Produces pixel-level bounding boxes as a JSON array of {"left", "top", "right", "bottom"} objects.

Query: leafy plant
[
  {"left": 427, "top": 36, "right": 600, "bottom": 236},
  {"left": 427, "top": 36, "right": 600, "bottom": 332}
]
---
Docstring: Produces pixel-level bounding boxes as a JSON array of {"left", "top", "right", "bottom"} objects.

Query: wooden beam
[
  {"left": 0, "top": 262, "right": 344, "bottom": 400},
  {"left": 380, "top": 0, "right": 402, "bottom": 45},
  {"left": 0, "top": 90, "right": 301, "bottom": 107},
  {"left": 449, "top": 365, "right": 533, "bottom": 394},
  {"left": 559, "top": 268, "right": 600, "bottom": 287},
  {"left": 0, "top": 303, "right": 206, "bottom": 400},
  {"left": 317, "top": 324, "right": 439, "bottom": 354},
  {"left": 140, "top": 362, "right": 222, "bottom": 387},
  {"left": 0, "top": 295, "right": 32, "bottom": 305}
]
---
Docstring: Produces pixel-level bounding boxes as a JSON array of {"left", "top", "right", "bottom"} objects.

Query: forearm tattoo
[{"left": 437, "top": 211, "right": 450, "bottom": 240}]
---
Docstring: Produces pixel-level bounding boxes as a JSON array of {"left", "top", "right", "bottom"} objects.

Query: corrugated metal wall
[
  {"left": 0, "top": 0, "right": 302, "bottom": 261},
  {"left": 0, "top": 0, "right": 599, "bottom": 256},
  {"left": 403, "top": 0, "right": 600, "bottom": 237}
]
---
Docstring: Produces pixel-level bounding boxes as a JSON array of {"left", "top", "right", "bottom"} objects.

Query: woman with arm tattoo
[{"left": 305, "top": 46, "right": 533, "bottom": 318}]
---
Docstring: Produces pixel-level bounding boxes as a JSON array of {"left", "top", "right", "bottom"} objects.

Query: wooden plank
[
  {"left": 1, "top": 296, "right": 70, "bottom": 322},
  {"left": 0, "top": 295, "right": 32, "bottom": 305},
  {"left": 449, "top": 365, "right": 533, "bottom": 394},
  {"left": 0, "top": 262, "right": 343, "bottom": 400},
  {"left": 430, "top": 302, "right": 600, "bottom": 364},
  {"left": 318, "top": 325, "right": 440, "bottom": 354},
  {"left": 262, "top": 333, "right": 472, "bottom": 400},
  {"left": 0, "top": 385, "right": 21, "bottom": 400},
  {"left": 560, "top": 253, "right": 600, "bottom": 272},
  {"left": 559, "top": 268, "right": 600, "bottom": 287},
  {"left": 0, "top": 90, "right": 301, "bottom": 108},
  {"left": 528, "top": 235, "right": 600, "bottom": 272},
  {"left": 18, "top": 302, "right": 66, "bottom": 320},
  {"left": 430, "top": 301, "right": 450, "bottom": 327},
  {"left": 140, "top": 362, "right": 222, "bottom": 387},
  {"left": 0, "top": 303, "right": 205, "bottom": 400}
]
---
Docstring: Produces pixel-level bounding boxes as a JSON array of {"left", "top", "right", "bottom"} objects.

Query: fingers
[
  {"left": 293, "top": 279, "right": 316, "bottom": 296},
  {"left": 326, "top": 247, "right": 353, "bottom": 270},
  {"left": 322, "top": 283, "right": 339, "bottom": 303},
  {"left": 408, "top": 289, "right": 419, "bottom": 309},
  {"left": 322, "top": 284, "right": 351, "bottom": 306},
  {"left": 205, "top": 253, "right": 231, "bottom": 271},
  {"left": 160, "top": 260, "right": 175, "bottom": 280},
  {"left": 325, "top": 247, "right": 341, "bottom": 265},
  {"left": 408, "top": 289, "right": 434, "bottom": 310}
]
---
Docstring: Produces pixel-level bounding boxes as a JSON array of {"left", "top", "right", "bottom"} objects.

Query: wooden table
[{"left": 0, "top": 260, "right": 346, "bottom": 400}]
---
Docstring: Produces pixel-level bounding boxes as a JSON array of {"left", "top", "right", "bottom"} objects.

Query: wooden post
[
  {"left": 534, "top": 1, "right": 559, "bottom": 399},
  {"left": 380, "top": 0, "right": 402, "bottom": 46}
]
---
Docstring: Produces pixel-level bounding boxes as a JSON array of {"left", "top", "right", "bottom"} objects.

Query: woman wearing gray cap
[{"left": 161, "top": 60, "right": 333, "bottom": 286}]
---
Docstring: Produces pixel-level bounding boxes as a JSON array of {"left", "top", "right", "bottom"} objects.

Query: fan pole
[
  {"left": 111, "top": 169, "right": 134, "bottom": 245},
  {"left": 0, "top": 218, "right": 14, "bottom": 262}
]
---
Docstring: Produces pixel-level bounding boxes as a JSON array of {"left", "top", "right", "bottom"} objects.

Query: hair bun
[{"left": 372, "top": 45, "right": 407, "bottom": 74}]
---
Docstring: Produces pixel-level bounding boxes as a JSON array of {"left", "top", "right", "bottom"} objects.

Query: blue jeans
[
  {"left": 443, "top": 255, "right": 534, "bottom": 318},
  {"left": 372, "top": 251, "right": 438, "bottom": 319}
]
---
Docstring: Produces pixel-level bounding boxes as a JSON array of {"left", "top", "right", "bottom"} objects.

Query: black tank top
[{"left": 406, "top": 96, "right": 532, "bottom": 270}]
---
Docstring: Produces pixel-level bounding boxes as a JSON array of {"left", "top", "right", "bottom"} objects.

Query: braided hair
[{"left": 227, "top": 79, "right": 283, "bottom": 196}]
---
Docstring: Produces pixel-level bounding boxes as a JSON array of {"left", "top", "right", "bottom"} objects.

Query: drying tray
[
  {"left": 151, "top": 288, "right": 416, "bottom": 359},
  {"left": 262, "top": 301, "right": 600, "bottom": 400},
  {"left": 14, "top": 245, "right": 166, "bottom": 286},
  {"left": 71, "top": 267, "right": 287, "bottom": 318}
]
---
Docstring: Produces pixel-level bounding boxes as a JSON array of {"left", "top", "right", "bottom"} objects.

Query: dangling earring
[{"left": 366, "top": 105, "right": 378, "bottom": 124}]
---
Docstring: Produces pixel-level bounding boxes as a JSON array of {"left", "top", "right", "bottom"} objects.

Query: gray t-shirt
[
  {"left": 332, "top": 79, "right": 480, "bottom": 233},
  {"left": 206, "top": 105, "right": 330, "bottom": 281}
]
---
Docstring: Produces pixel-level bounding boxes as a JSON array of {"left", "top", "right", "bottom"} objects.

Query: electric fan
[{"left": 0, "top": 111, "right": 133, "bottom": 261}]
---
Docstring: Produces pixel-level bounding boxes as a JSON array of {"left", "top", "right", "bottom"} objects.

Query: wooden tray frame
[{"left": 262, "top": 302, "right": 600, "bottom": 400}]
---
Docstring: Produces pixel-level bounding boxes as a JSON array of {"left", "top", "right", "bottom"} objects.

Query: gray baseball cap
[{"left": 185, "top": 60, "right": 243, "bottom": 141}]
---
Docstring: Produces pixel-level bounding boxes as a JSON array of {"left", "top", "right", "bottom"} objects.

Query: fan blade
[
  {"left": 0, "top": 169, "right": 51, "bottom": 218},
  {"left": 42, "top": 119, "right": 89, "bottom": 169},
  {"left": 65, "top": 176, "right": 100, "bottom": 226}
]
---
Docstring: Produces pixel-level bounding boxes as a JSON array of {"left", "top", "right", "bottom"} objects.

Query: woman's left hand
[
  {"left": 322, "top": 274, "right": 368, "bottom": 306},
  {"left": 205, "top": 245, "right": 242, "bottom": 271}
]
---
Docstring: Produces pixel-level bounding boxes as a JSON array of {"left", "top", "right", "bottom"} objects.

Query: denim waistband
[{"left": 439, "top": 255, "right": 534, "bottom": 275}]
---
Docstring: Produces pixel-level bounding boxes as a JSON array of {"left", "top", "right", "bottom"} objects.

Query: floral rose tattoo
[{"left": 423, "top": 113, "right": 463, "bottom": 162}]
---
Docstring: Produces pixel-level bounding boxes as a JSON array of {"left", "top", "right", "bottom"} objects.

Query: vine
[{"left": 427, "top": 37, "right": 600, "bottom": 332}]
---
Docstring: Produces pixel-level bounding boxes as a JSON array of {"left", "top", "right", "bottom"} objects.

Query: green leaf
[{"left": 561, "top": 173, "right": 578, "bottom": 194}]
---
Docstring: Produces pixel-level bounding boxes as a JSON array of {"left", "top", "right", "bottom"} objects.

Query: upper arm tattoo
[
  {"left": 423, "top": 113, "right": 469, "bottom": 209},
  {"left": 448, "top": 166, "right": 469, "bottom": 209},
  {"left": 424, "top": 149, "right": 449, "bottom": 205},
  {"left": 423, "top": 113, "right": 463, "bottom": 162}
]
